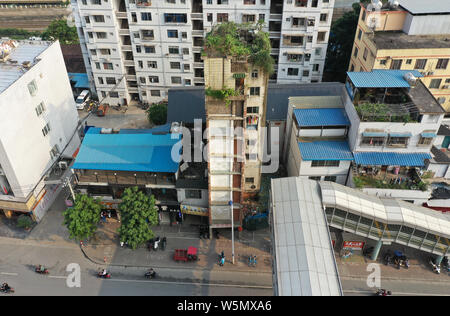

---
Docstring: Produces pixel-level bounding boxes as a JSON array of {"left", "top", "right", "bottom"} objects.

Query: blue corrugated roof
[
  {"left": 73, "top": 133, "right": 181, "bottom": 172},
  {"left": 347, "top": 70, "right": 423, "bottom": 88},
  {"left": 68, "top": 73, "right": 90, "bottom": 89},
  {"left": 298, "top": 141, "right": 353, "bottom": 161},
  {"left": 294, "top": 108, "right": 350, "bottom": 127},
  {"left": 354, "top": 152, "right": 431, "bottom": 167}
]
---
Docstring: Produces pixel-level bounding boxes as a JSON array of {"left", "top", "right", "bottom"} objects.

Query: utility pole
[{"left": 229, "top": 200, "right": 235, "bottom": 264}]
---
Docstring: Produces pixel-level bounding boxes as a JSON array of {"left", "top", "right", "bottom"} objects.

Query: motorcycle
[
  {"left": 161, "top": 237, "right": 167, "bottom": 251},
  {"left": 144, "top": 269, "right": 156, "bottom": 279},
  {"left": 375, "top": 289, "right": 392, "bottom": 296},
  {"left": 0, "top": 284, "right": 14, "bottom": 294},
  {"left": 35, "top": 265, "right": 49, "bottom": 275},
  {"left": 429, "top": 258, "right": 441, "bottom": 274},
  {"left": 383, "top": 252, "right": 392, "bottom": 266},
  {"left": 97, "top": 271, "right": 111, "bottom": 279},
  {"left": 218, "top": 252, "right": 225, "bottom": 266}
]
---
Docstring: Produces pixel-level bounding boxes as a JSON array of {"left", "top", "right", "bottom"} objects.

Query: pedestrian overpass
[{"left": 320, "top": 181, "right": 450, "bottom": 259}]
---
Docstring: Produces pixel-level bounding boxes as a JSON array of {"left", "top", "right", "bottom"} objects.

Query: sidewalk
[{"left": 82, "top": 219, "right": 273, "bottom": 276}]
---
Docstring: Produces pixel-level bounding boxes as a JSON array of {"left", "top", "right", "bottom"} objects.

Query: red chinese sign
[{"left": 342, "top": 241, "right": 365, "bottom": 250}]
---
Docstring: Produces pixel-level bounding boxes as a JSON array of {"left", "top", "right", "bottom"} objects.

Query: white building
[
  {"left": 71, "top": 0, "right": 334, "bottom": 105},
  {"left": 0, "top": 40, "right": 81, "bottom": 221}
]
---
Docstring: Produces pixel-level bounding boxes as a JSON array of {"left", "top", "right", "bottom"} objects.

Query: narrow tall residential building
[
  {"left": 203, "top": 23, "right": 269, "bottom": 229},
  {"left": 71, "top": 0, "right": 334, "bottom": 106},
  {"left": 0, "top": 40, "right": 81, "bottom": 221},
  {"left": 348, "top": 0, "right": 450, "bottom": 113}
]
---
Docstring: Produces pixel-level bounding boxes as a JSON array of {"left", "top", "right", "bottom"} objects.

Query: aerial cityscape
[{"left": 0, "top": 0, "right": 449, "bottom": 300}]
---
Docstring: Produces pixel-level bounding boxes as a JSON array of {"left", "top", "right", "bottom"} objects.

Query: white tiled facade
[{"left": 71, "top": 0, "right": 334, "bottom": 105}]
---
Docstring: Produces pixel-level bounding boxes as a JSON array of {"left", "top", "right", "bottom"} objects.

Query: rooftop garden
[
  {"left": 355, "top": 102, "right": 416, "bottom": 123},
  {"left": 353, "top": 168, "right": 428, "bottom": 191},
  {"left": 203, "top": 21, "right": 275, "bottom": 75}
]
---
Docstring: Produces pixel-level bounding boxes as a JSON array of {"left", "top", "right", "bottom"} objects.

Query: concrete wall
[
  {"left": 177, "top": 188, "right": 208, "bottom": 208},
  {"left": 403, "top": 13, "right": 450, "bottom": 36},
  {"left": 428, "top": 162, "right": 449, "bottom": 179},
  {"left": 0, "top": 41, "right": 80, "bottom": 200}
]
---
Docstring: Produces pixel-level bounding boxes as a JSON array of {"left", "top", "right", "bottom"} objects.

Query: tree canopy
[
  {"left": 146, "top": 102, "right": 168, "bottom": 125},
  {"left": 323, "top": 3, "right": 362, "bottom": 82},
  {"left": 42, "top": 19, "right": 79, "bottom": 44},
  {"left": 117, "top": 187, "right": 158, "bottom": 249},
  {"left": 63, "top": 194, "right": 101, "bottom": 241}
]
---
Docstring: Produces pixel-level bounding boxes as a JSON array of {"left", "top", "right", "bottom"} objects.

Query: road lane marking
[
  {"left": 99, "top": 278, "right": 272, "bottom": 289},
  {"left": 0, "top": 272, "right": 18, "bottom": 276},
  {"left": 48, "top": 276, "right": 68, "bottom": 279}
]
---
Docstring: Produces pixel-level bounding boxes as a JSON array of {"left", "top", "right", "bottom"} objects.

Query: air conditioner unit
[{"left": 58, "top": 161, "right": 68, "bottom": 170}]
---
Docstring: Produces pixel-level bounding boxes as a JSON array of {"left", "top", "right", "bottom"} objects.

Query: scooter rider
[{"left": 1, "top": 282, "right": 10, "bottom": 292}]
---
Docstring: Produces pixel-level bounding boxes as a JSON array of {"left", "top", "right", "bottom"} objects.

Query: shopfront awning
[
  {"left": 180, "top": 204, "right": 208, "bottom": 216},
  {"left": 362, "top": 131, "right": 387, "bottom": 137},
  {"left": 354, "top": 152, "right": 432, "bottom": 167},
  {"left": 421, "top": 132, "right": 437, "bottom": 138}
]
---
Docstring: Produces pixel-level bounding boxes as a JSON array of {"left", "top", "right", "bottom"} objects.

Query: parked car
[{"left": 75, "top": 90, "right": 90, "bottom": 110}]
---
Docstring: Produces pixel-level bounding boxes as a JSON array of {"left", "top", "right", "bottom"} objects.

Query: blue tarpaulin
[
  {"left": 354, "top": 152, "right": 431, "bottom": 167},
  {"left": 68, "top": 73, "right": 90, "bottom": 89}
]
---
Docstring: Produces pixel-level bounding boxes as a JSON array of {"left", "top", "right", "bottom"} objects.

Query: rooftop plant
[
  {"left": 205, "top": 87, "right": 240, "bottom": 107},
  {"left": 355, "top": 102, "right": 415, "bottom": 123},
  {"left": 203, "top": 21, "right": 275, "bottom": 74}
]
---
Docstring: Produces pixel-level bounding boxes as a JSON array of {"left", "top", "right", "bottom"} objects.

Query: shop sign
[
  {"left": 342, "top": 241, "right": 365, "bottom": 250},
  {"left": 181, "top": 204, "right": 208, "bottom": 216}
]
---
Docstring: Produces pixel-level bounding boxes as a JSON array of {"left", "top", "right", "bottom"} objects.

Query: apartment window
[
  {"left": 103, "top": 63, "right": 113, "bottom": 70},
  {"left": 170, "top": 62, "right": 181, "bottom": 69},
  {"left": 217, "top": 13, "right": 228, "bottom": 23},
  {"left": 141, "top": 12, "right": 152, "bottom": 21},
  {"left": 144, "top": 46, "right": 155, "bottom": 53},
  {"left": 436, "top": 59, "right": 449, "bottom": 70},
  {"left": 207, "top": 13, "right": 213, "bottom": 22},
  {"left": 311, "top": 0, "right": 318, "bottom": 7},
  {"left": 131, "top": 12, "right": 137, "bottom": 22},
  {"left": 292, "top": 18, "right": 306, "bottom": 27},
  {"left": 100, "top": 49, "right": 110, "bottom": 55},
  {"left": 138, "top": 60, "right": 143, "bottom": 68},
  {"left": 317, "top": 32, "right": 326, "bottom": 42},
  {"left": 109, "top": 91, "right": 119, "bottom": 98},
  {"left": 437, "top": 97, "right": 446, "bottom": 104},
  {"left": 171, "top": 77, "right": 182, "bottom": 84},
  {"left": 387, "top": 137, "right": 409, "bottom": 148},
  {"left": 93, "top": 15, "right": 105, "bottom": 22},
  {"left": 307, "top": 36, "right": 313, "bottom": 43},
  {"left": 296, "top": 0, "right": 307, "bottom": 7},
  {"left": 167, "top": 30, "right": 178, "bottom": 38},
  {"left": 106, "top": 77, "right": 116, "bottom": 84},
  {"left": 50, "top": 144, "right": 59, "bottom": 159},
  {"left": 35, "top": 102, "right": 45, "bottom": 116},
  {"left": 309, "top": 176, "right": 321, "bottom": 181},
  {"left": 324, "top": 176, "right": 337, "bottom": 182},
  {"left": 418, "top": 136, "right": 433, "bottom": 146},
  {"left": 84, "top": 16, "right": 90, "bottom": 24},
  {"left": 217, "top": 0, "right": 228, "bottom": 4},
  {"left": 186, "top": 190, "right": 201, "bottom": 199},
  {"left": 305, "top": 54, "right": 311, "bottom": 62},
  {"left": 390, "top": 59, "right": 403, "bottom": 70},
  {"left": 183, "top": 64, "right": 190, "bottom": 71},
  {"left": 42, "top": 122, "right": 51, "bottom": 137},
  {"left": 242, "top": 14, "right": 255, "bottom": 23},
  {"left": 311, "top": 161, "right": 340, "bottom": 167},
  {"left": 363, "top": 48, "right": 368, "bottom": 61},
  {"left": 98, "top": 77, "right": 104, "bottom": 84},
  {"left": 414, "top": 59, "right": 427, "bottom": 69},
  {"left": 251, "top": 70, "right": 258, "bottom": 78},
  {"left": 288, "top": 68, "right": 299, "bottom": 76},
  {"left": 206, "top": 0, "right": 212, "bottom": 4},
  {"left": 259, "top": 14, "right": 265, "bottom": 22},
  {"left": 164, "top": 13, "right": 187, "bottom": 23},
  {"left": 353, "top": 47, "right": 358, "bottom": 58},
  {"left": 302, "top": 70, "right": 309, "bottom": 77},
  {"left": 91, "top": 0, "right": 101, "bottom": 4},
  {"left": 361, "top": 137, "right": 384, "bottom": 147},
  {"left": 247, "top": 106, "right": 259, "bottom": 114},
  {"left": 95, "top": 62, "right": 101, "bottom": 69},
  {"left": 245, "top": 177, "right": 255, "bottom": 184},
  {"left": 81, "top": 0, "right": 87, "bottom": 4},
  {"left": 147, "top": 61, "right": 157, "bottom": 68},
  {"left": 380, "top": 60, "right": 386, "bottom": 65},
  {"left": 357, "top": 29, "right": 362, "bottom": 40},
  {"left": 406, "top": 59, "right": 412, "bottom": 64},
  {"left": 151, "top": 90, "right": 160, "bottom": 96},
  {"left": 142, "top": 30, "right": 154, "bottom": 40},
  {"left": 101, "top": 91, "right": 106, "bottom": 98},
  {"left": 149, "top": 76, "right": 159, "bottom": 83},
  {"left": 287, "top": 54, "right": 302, "bottom": 62},
  {"left": 182, "top": 48, "right": 189, "bottom": 55},
  {"left": 429, "top": 79, "right": 442, "bottom": 89},
  {"left": 313, "top": 64, "right": 320, "bottom": 72},
  {"left": 250, "top": 87, "right": 260, "bottom": 96},
  {"left": 182, "top": 32, "right": 187, "bottom": 39},
  {"left": 136, "top": 45, "right": 141, "bottom": 53},
  {"left": 90, "top": 49, "right": 97, "bottom": 56},
  {"left": 28, "top": 80, "right": 38, "bottom": 96},
  {"left": 169, "top": 46, "right": 179, "bottom": 54},
  {"left": 244, "top": 0, "right": 256, "bottom": 4},
  {"left": 139, "top": 77, "right": 146, "bottom": 84},
  {"left": 96, "top": 32, "right": 107, "bottom": 39},
  {"left": 320, "top": 14, "right": 328, "bottom": 22}
]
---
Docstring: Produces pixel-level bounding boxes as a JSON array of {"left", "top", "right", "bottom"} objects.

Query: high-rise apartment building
[{"left": 71, "top": 0, "right": 334, "bottom": 105}]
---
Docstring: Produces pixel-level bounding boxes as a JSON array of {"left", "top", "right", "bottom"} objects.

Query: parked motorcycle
[
  {"left": 144, "top": 269, "right": 156, "bottom": 279},
  {"left": 429, "top": 257, "right": 441, "bottom": 274},
  {"left": 161, "top": 237, "right": 167, "bottom": 251},
  {"left": 375, "top": 289, "right": 392, "bottom": 296},
  {"left": 0, "top": 283, "right": 14, "bottom": 294},
  {"left": 153, "top": 236, "right": 160, "bottom": 251},
  {"left": 383, "top": 252, "right": 392, "bottom": 266},
  {"left": 97, "top": 270, "right": 111, "bottom": 279},
  {"left": 35, "top": 265, "right": 49, "bottom": 275}
]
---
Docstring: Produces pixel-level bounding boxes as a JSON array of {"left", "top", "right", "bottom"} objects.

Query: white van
[{"left": 75, "top": 90, "right": 90, "bottom": 110}]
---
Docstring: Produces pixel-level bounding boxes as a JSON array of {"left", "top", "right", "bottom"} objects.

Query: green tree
[
  {"left": 146, "top": 102, "right": 168, "bottom": 125},
  {"left": 63, "top": 194, "right": 101, "bottom": 241},
  {"left": 41, "top": 19, "right": 79, "bottom": 44},
  {"left": 323, "top": 2, "right": 364, "bottom": 82},
  {"left": 118, "top": 187, "right": 158, "bottom": 249}
]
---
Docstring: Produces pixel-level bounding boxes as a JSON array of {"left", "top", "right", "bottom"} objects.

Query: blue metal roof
[
  {"left": 68, "top": 73, "right": 90, "bottom": 89},
  {"left": 298, "top": 141, "right": 353, "bottom": 161},
  {"left": 354, "top": 152, "right": 431, "bottom": 167},
  {"left": 347, "top": 70, "right": 423, "bottom": 88},
  {"left": 294, "top": 108, "right": 350, "bottom": 127},
  {"left": 73, "top": 132, "right": 181, "bottom": 173}
]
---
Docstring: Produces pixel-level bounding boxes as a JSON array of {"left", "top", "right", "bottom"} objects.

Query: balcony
[
  {"left": 192, "top": 30, "right": 204, "bottom": 36},
  {"left": 193, "top": 62, "right": 203, "bottom": 68},
  {"left": 118, "top": 29, "right": 129, "bottom": 36},
  {"left": 136, "top": 0, "right": 151, "bottom": 7},
  {"left": 115, "top": 11, "right": 127, "bottom": 19},
  {"left": 123, "top": 60, "right": 134, "bottom": 67},
  {"left": 121, "top": 45, "right": 132, "bottom": 51},
  {"left": 269, "top": 14, "right": 282, "bottom": 20},
  {"left": 75, "top": 170, "right": 176, "bottom": 188},
  {"left": 194, "top": 77, "right": 205, "bottom": 84},
  {"left": 191, "top": 13, "right": 203, "bottom": 20}
]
